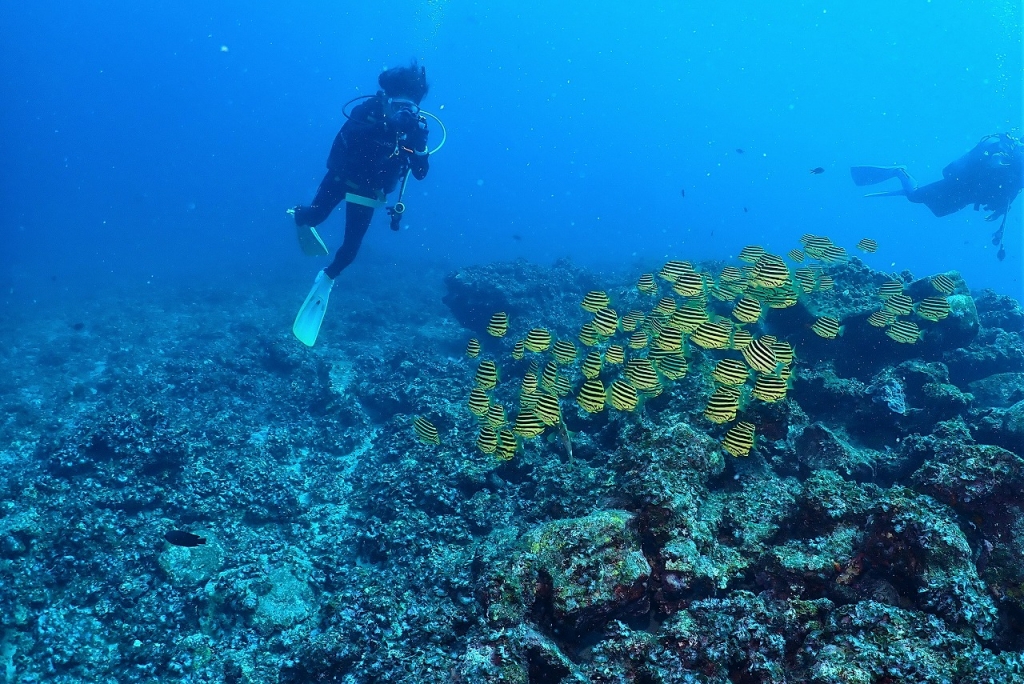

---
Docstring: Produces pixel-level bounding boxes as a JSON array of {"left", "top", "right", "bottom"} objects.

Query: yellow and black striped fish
[
  {"left": 513, "top": 410, "right": 546, "bottom": 438},
  {"left": 625, "top": 358, "right": 661, "bottom": 391},
  {"left": 468, "top": 387, "right": 491, "bottom": 417},
  {"left": 811, "top": 316, "right": 841, "bottom": 340},
  {"left": 720, "top": 266, "right": 745, "bottom": 283},
  {"left": 511, "top": 339, "right": 526, "bottom": 360},
  {"left": 540, "top": 360, "right": 559, "bottom": 390},
  {"left": 476, "top": 426, "right": 498, "bottom": 454},
  {"left": 637, "top": 273, "right": 658, "bottom": 294},
  {"left": 930, "top": 274, "right": 955, "bottom": 295},
  {"left": 534, "top": 393, "right": 561, "bottom": 426},
  {"left": 581, "top": 350, "right": 603, "bottom": 379},
  {"left": 704, "top": 386, "right": 740, "bottom": 424},
  {"left": 577, "top": 378, "right": 606, "bottom": 413},
  {"left": 878, "top": 280, "right": 904, "bottom": 300},
  {"left": 466, "top": 338, "right": 481, "bottom": 358},
  {"left": 709, "top": 284, "right": 738, "bottom": 302},
  {"left": 552, "top": 339, "right": 578, "bottom": 365},
  {"left": 653, "top": 296, "right": 678, "bottom": 316},
  {"left": 691, "top": 320, "right": 733, "bottom": 350},
  {"left": 738, "top": 245, "right": 767, "bottom": 263},
  {"left": 867, "top": 310, "right": 895, "bottom": 328},
  {"left": 621, "top": 310, "right": 645, "bottom": 332},
  {"left": 732, "top": 297, "right": 762, "bottom": 324},
  {"left": 581, "top": 290, "right": 611, "bottom": 313},
  {"left": 644, "top": 314, "right": 666, "bottom": 338},
  {"left": 653, "top": 351, "right": 688, "bottom": 380},
  {"left": 553, "top": 374, "right": 572, "bottom": 397},
  {"left": 414, "top": 417, "right": 440, "bottom": 445},
  {"left": 751, "top": 374, "right": 788, "bottom": 403},
  {"left": 886, "top": 320, "right": 921, "bottom": 344},
  {"left": 475, "top": 360, "right": 499, "bottom": 389},
  {"left": 915, "top": 296, "right": 950, "bottom": 322},
  {"left": 486, "top": 312, "right": 509, "bottom": 337},
  {"left": 670, "top": 305, "right": 709, "bottom": 333},
  {"left": 794, "top": 268, "right": 817, "bottom": 294},
  {"left": 817, "top": 274, "right": 834, "bottom": 291},
  {"left": 521, "top": 371, "right": 538, "bottom": 396},
  {"left": 672, "top": 271, "right": 705, "bottom": 298},
  {"left": 751, "top": 254, "right": 791, "bottom": 288},
  {"left": 607, "top": 379, "right": 639, "bottom": 411},
  {"left": 722, "top": 421, "right": 755, "bottom": 457},
  {"left": 486, "top": 403, "right": 507, "bottom": 428},
  {"left": 495, "top": 429, "right": 517, "bottom": 460},
  {"left": 524, "top": 328, "right": 552, "bottom": 353},
  {"left": 787, "top": 249, "right": 805, "bottom": 263},
  {"left": 817, "top": 244, "right": 849, "bottom": 263},
  {"left": 857, "top": 238, "right": 878, "bottom": 253},
  {"left": 654, "top": 326, "right": 683, "bottom": 351},
  {"left": 604, "top": 344, "right": 625, "bottom": 365},
  {"left": 800, "top": 233, "right": 825, "bottom": 246},
  {"left": 742, "top": 335, "right": 780, "bottom": 373},
  {"left": 592, "top": 307, "right": 619, "bottom": 336},
  {"left": 712, "top": 358, "right": 749, "bottom": 386},
  {"left": 729, "top": 328, "right": 753, "bottom": 350},
  {"left": 628, "top": 331, "right": 649, "bottom": 350},
  {"left": 771, "top": 340, "right": 795, "bottom": 366},
  {"left": 659, "top": 260, "right": 694, "bottom": 282},
  {"left": 882, "top": 293, "right": 913, "bottom": 317},
  {"left": 578, "top": 322, "right": 600, "bottom": 347}
]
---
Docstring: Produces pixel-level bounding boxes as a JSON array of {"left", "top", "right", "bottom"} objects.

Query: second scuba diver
[
  {"left": 290, "top": 62, "right": 434, "bottom": 346},
  {"left": 850, "top": 132, "right": 1023, "bottom": 261}
]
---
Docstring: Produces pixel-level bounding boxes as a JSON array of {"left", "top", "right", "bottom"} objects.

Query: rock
[
  {"left": 523, "top": 510, "right": 651, "bottom": 637},
  {"left": 158, "top": 534, "right": 224, "bottom": 586},
  {"left": 945, "top": 329, "right": 1024, "bottom": 385},
  {"left": 974, "top": 288, "right": 1024, "bottom": 332},
  {"left": 253, "top": 567, "right": 314, "bottom": 633},
  {"left": 795, "top": 423, "right": 877, "bottom": 481},
  {"left": 442, "top": 259, "right": 599, "bottom": 337},
  {"left": 968, "top": 372, "right": 1024, "bottom": 408}
]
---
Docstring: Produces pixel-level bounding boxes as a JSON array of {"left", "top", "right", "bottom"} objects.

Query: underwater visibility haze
[{"left": 2, "top": 1, "right": 1024, "bottom": 682}]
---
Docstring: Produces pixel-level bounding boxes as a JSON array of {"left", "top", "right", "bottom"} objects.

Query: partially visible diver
[
  {"left": 290, "top": 62, "right": 436, "bottom": 346},
  {"left": 851, "top": 133, "right": 1024, "bottom": 261}
]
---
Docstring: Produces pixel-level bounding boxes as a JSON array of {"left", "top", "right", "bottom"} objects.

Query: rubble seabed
[{"left": 1, "top": 259, "right": 1024, "bottom": 683}]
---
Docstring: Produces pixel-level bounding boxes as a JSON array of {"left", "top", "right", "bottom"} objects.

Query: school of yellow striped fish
[{"left": 414, "top": 234, "right": 959, "bottom": 459}]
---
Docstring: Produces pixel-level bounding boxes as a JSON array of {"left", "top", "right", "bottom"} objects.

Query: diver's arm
[{"left": 405, "top": 120, "right": 430, "bottom": 180}]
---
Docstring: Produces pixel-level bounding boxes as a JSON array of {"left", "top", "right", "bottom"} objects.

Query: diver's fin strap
[{"left": 345, "top": 192, "right": 386, "bottom": 209}]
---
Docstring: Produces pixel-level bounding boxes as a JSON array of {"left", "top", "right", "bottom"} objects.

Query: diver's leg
[
  {"left": 294, "top": 170, "right": 347, "bottom": 227},
  {"left": 850, "top": 166, "right": 908, "bottom": 186},
  {"left": 324, "top": 203, "right": 374, "bottom": 279}
]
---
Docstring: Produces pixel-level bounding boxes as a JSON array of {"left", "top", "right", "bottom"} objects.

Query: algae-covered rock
[
  {"left": 158, "top": 533, "right": 224, "bottom": 587},
  {"left": 523, "top": 509, "right": 650, "bottom": 636},
  {"left": 253, "top": 567, "right": 314, "bottom": 633}
]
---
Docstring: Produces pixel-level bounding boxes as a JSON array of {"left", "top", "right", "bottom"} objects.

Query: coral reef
[{"left": 1, "top": 257, "right": 1023, "bottom": 683}]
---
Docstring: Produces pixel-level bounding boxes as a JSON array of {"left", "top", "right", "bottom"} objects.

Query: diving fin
[
  {"left": 296, "top": 224, "right": 330, "bottom": 257},
  {"left": 293, "top": 270, "right": 334, "bottom": 347},
  {"left": 850, "top": 165, "right": 906, "bottom": 187},
  {"left": 862, "top": 189, "right": 908, "bottom": 198}
]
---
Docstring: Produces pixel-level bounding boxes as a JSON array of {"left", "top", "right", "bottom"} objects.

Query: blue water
[{"left": 2, "top": 1, "right": 1021, "bottom": 298}]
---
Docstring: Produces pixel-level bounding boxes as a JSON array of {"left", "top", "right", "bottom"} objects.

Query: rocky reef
[{"left": 1, "top": 259, "right": 1023, "bottom": 683}]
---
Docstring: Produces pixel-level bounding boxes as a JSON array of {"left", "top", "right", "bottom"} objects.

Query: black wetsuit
[
  {"left": 906, "top": 133, "right": 1023, "bottom": 226},
  {"left": 294, "top": 96, "right": 429, "bottom": 278}
]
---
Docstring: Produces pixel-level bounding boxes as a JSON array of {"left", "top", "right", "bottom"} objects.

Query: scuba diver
[
  {"left": 850, "top": 132, "right": 1023, "bottom": 261},
  {"left": 290, "top": 62, "right": 443, "bottom": 346}
]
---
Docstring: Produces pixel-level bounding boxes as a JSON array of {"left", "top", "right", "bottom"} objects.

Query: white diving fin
[{"left": 293, "top": 270, "right": 334, "bottom": 347}]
